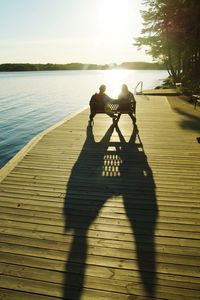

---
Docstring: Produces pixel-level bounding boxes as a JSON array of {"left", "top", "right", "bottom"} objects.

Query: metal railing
[{"left": 134, "top": 81, "right": 143, "bottom": 95}]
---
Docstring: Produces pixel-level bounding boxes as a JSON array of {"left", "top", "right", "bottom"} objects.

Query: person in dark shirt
[
  {"left": 89, "top": 84, "right": 114, "bottom": 122},
  {"left": 118, "top": 84, "right": 136, "bottom": 123}
]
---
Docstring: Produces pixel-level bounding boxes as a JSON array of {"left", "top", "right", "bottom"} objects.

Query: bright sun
[
  {"left": 97, "top": 0, "right": 131, "bottom": 38},
  {"left": 102, "top": 69, "right": 130, "bottom": 98}
]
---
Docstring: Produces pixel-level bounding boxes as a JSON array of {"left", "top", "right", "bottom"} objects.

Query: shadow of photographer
[{"left": 63, "top": 122, "right": 158, "bottom": 299}]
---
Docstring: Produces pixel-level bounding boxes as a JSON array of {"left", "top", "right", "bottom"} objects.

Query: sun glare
[
  {"left": 102, "top": 69, "right": 130, "bottom": 98},
  {"left": 97, "top": 0, "right": 131, "bottom": 38}
]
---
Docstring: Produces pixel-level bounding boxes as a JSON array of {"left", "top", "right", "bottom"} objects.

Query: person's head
[
  {"left": 99, "top": 84, "right": 106, "bottom": 93},
  {"left": 121, "top": 84, "right": 129, "bottom": 93}
]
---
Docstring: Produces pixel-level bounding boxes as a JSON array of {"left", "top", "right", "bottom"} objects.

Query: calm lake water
[{"left": 0, "top": 69, "right": 168, "bottom": 168}]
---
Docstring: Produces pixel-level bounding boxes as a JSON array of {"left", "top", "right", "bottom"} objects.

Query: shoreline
[
  {"left": 0, "top": 62, "right": 166, "bottom": 72},
  {"left": 0, "top": 106, "right": 87, "bottom": 182}
]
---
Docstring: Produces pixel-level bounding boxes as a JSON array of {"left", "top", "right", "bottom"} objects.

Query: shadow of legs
[{"left": 63, "top": 230, "right": 87, "bottom": 300}]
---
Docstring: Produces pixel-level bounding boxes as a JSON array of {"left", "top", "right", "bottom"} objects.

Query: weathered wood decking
[
  {"left": 138, "top": 88, "right": 178, "bottom": 96},
  {"left": 0, "top": 95, "right": 200, "bottom": 300}
]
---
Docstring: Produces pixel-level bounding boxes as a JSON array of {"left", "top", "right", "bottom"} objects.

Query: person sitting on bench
[
  {"left": 117, "top": 84, "right": 136, "bottom": 123},
  {"left": 89, "top": 84, "right": 115, "bottom": 122}
]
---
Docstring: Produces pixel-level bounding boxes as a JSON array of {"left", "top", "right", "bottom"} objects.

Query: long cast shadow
[
  {"left": 63, "top": 122, "right": 158, "bottom": 299},
  {"left": 174, "top": 107, "right": 200, "bottom": 132}
]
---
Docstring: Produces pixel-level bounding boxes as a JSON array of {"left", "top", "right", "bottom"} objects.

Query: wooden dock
[
  {"left": 138, "top": 88, "right": 178, "bottom": 96},
  {"left": 0, "top": 95, "right": 200, "bottom": 300}
]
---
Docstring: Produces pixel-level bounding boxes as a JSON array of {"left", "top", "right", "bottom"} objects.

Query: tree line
[
  {"left": 0, "top": 62, "right": 165, "bottom": 72},
  {"left": 135, "top": 0, "right": 200, "bottom": 92}
]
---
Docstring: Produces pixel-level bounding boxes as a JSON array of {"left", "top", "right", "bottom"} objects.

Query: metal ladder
[{"left": 134, "top": 81, "right": 143, "bottom": 95}]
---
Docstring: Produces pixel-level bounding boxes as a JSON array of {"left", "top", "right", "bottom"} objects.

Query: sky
[{"left": 0, "top": 0, "right": 151, "bottom": 64}]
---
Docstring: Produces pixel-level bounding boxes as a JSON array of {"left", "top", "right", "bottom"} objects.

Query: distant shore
[{"left": 0, "top": 62, "right": 166, "bottom": 72}]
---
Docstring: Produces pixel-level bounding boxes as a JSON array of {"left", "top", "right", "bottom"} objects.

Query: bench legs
[{"left": 89, "top": 110, "right": 136, "bottom": 125}]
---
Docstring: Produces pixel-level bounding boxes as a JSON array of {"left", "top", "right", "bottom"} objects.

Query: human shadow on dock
[{"left": 63, "top": 122, "right": 158, "bottom": 299}]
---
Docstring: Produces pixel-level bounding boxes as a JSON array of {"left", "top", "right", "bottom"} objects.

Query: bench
[
  {"left": 191, "top": 95, "right": 200, "bottom": 109},
  {"left": 89, "top": 101, "right": 136, "bottom": 123}
]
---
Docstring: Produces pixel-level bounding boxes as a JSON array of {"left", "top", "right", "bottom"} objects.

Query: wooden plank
[
  {"left": 1, "top": 219, "right": 200, "bottom": 248},
  {"left": 0, "top": 95, "right": 200, "bottom": 299},
  {"left": 0, "top": 234, "right": 199, "bottom": 269},
  {"left": 0, "top": 206, "right": 199, "bottom": 232},
  {"left": 1, "top": 252, "right": 199, "bottom": 286},
  {"left": 0, "top": 228, "right": 199, "bottom": 257},
  {"left": 0, "top": 201, "right": 199, "bottom": 229},
  {"left": 0, "top": 289, "right": 61, "bottom": 300},
  {"left": 0, "top": 263, "right": 199, "bottom": 299},
  {"left": 0, "top": 212, "right": 199, "bottom": 241},
  {"left": 2, "top": 178, "right": 200, "bottom": 197}
]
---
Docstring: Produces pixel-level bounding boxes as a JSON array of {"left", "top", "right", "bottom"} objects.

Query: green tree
[{"left": 135, "top": 0, "right": 200, "bottom": 90}]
